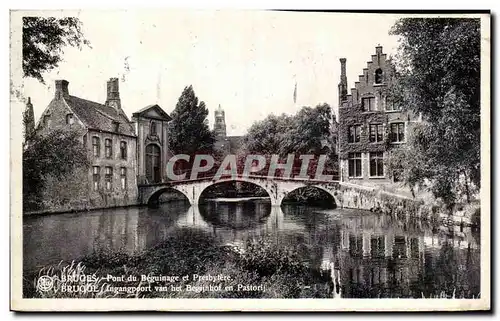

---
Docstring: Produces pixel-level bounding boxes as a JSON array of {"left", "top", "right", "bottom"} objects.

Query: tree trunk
[{"left": 463, "top": 170, "right": 471, "bottom": 204}]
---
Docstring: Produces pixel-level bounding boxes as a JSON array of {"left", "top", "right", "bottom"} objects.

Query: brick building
[
  {"left": 338, "top": 46, "right": 419, "bottom": 184},
  {"left": 34, "top": 78, "right": 171, "bottom": 210}
]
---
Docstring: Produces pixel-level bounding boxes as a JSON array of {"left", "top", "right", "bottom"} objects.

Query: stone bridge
[
  {"left": 138, "top": 176, "right": 342, "bottom": 208},
  {"left": 137, "top": 176, "right": 404, "bottom": 211}
]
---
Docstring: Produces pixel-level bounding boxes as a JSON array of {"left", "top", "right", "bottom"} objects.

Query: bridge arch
[
  {"left": 282, "top": 184, "right": 340, "bottom": 209},
  {"left": 147, "top": 186, "right": 191, "bottom": 208},
  {"left": 195, "top": 177, "right": 278, "bottom": 206}
]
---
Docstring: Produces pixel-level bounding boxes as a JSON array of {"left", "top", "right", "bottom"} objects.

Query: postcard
[{"left": 10, "top": 9, "right": 491, "bottom": 311}]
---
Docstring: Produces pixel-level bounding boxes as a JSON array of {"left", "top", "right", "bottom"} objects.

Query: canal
[{"left": 23, "top": 199, "right": 480, "bottom": 298}]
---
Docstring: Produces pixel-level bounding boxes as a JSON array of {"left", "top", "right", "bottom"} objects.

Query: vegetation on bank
[
  {"left": 24, "top": 228, "right": 333, "bottom": 299},
  {"left": 23, "top": 129, "right": 89, "bottom": 212}
]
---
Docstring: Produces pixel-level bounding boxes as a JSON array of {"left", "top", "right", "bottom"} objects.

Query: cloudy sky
[{"left": 15, "top": 10, "right": 400, "bottom": 136}]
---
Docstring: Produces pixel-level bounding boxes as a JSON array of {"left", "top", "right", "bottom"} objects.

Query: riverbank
[{"left": 338, "top": 182, "right": 481, "bottom": 229}]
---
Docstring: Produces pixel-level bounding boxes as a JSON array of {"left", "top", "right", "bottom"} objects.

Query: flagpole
[{"left": 293, "top": 73, "right": 297, "bottom": 110}]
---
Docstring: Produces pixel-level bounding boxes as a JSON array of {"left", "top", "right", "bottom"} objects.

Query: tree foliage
[
  {"left": 23, "top": 17, "right": 90, "bottom": 83},
  {"left": 388, "top": 18, "right": 481, "bottom": 205},
  {"left": 168, "top": 85, "right": 215, "bottom": 156},
  {"left": 243, "top": 103, "right": 333, "bottom": 156},
  {"left": 23, "top": 129, "right": 89, "bottom": 210}
]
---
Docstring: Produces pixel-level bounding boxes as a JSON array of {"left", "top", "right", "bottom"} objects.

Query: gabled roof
[
  {"left": 65, "top": 95, "right": 136, "bottom": 136},
  {"left": 132, "top": 104, "right": 172, "bottom": 121}
]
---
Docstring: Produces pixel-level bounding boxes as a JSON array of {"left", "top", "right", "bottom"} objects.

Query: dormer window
[
  {"left": 375, "top": 68, "right": 383, "bottom": 84},
  {"left": 66, "top": 113, "right": 74, "bottom": 125},
  {"left": 113, "top": 121, "right": 120, "bottom": 132},
  {"left": 43, "top": 114, "right": 51, "bottom": 128},
  {"left": 150, "top": 122, "right": 157, "bottom": 136}
]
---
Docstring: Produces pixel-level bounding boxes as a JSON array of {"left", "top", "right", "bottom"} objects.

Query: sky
[{"left": 15, "top": 10, "right": 400, "bottom": 136}]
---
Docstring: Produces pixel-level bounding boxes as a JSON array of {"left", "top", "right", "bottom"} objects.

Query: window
[
  {"left": 348, "top": 152, "right": 362, "bottom": 178},
  {"left": 371, "top": 236, "right": 385, "bottom": 258},
  {"left": 375, "top": 68, "right": 383, "bottom": 84},
  {"left": 348, "top": 125, "right": 361, "bottom": 143},
  {"left": 349, "top": 235, "right": 363, "bottom": 258},
  {"left": 410, "top": 238, "right": 420, "bottom": 258},
  {"left": 362, "top": 97, "right": 376, "bottom": 111},
  {"left": 43, "top": 115, "right": 51, "bottom": 128},
  {"left": 150, "top": 122, "right": 157, "bottom": 136},
  {"left": 66, "top": 113, "right": 74, "bottom": 125},
  {"left": 105, "top": 167, "right": 113, "bottom": 190},
  {"left": 120, "top": 141, "right": 127, "bottom": 160},
  {"left": 370, "top": 152, "right": 384, "bottom": 177},
  {"left": 390, "top": 123, "right": 405, "bottom": 143},
  {"left": 120, "top": 167, "right": 127, "bottom": 190},
  {"left": 113, "top": 121, "right": 120, "bottom": 132},
  {"left": 92, "top": 137, "right": 100, "bottom": 157},
  {"left": 92, "top": 166, "right": 100, "bottom": 191},
  {"left": 393, "top": 236, "right": 407, "bottom": 259},
  {"left": 369, "top": 124, "right": 384, "bottom": 142},
  {"left": 105, "top": 139, "right": 113, "bottom": 158},
  {"left": 385, "top": 98, "right": 402, "bottom": 111}
]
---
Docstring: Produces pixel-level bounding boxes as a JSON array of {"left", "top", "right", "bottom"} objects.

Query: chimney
[
  {"left": 55, "top": 80, "right": 69, "bottom": 99},
  {"left": 105, "top": 77, "right": 121, "bottom": 110},
  {"left": 338, "top": 58, "right": 348, "bottom": 105}
]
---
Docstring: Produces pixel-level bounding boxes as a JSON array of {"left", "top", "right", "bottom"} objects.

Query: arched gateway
[{"left": 132, "top": 105, "right": 172, "bottom": 185}]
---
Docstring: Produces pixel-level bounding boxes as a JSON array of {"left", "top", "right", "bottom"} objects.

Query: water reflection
[{"left": 23, "top": 200, "right": 480, "bottom": 298}]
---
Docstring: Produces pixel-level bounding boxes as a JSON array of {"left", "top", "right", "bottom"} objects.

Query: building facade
[
  {"left": 34, "top": 78, "right": 171, "bottom": 211},
  {"left": 132, "top": 105, "right": 172, "bottom": 184},
  {"left": 338, "top": 46, "right": 418, "bottom": 184}
]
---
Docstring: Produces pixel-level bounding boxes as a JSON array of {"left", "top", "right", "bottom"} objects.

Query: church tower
[{"left": 214, "top": 104, "right": 227, "bottom": 139}]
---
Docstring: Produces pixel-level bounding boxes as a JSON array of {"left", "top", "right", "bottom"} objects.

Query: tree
[
  {"left": 388, "top": 18, "right": 480, "bottom": 206},
  {"left": 23, "top": 97, "right": 35, "bottom": 144},
  {"left": 243, "top": 113, "right": 293, "bottom": 155},
  {"left": 23, "top": 129, "right": 89, "bottom": 210},
  {"left": 243, "top": 103, "right": 333, "bottom": 156},
  {"left": 168, "top": 85, "right": 215, "bottom": 156},
  {"left": 241, "top": 103, "right": 337, "bottom": 180},
  {"left": 23, "top": 17, "right": 90, "bottom": 83},
  {"left": 285, "top": 103, "right": 332, "bottom": 155}
]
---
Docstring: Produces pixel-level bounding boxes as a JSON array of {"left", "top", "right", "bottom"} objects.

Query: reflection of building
[
  {"left": 213, "top": 104, "right": 243, "bottom": 155},
  {"left": 337, "top": 46, "right": 420, "bottom": 183},
  {"left": 329, "top": 215, "right": 479, "bottom": 298}
]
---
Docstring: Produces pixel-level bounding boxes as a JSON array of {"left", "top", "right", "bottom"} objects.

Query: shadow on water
[{"left": 198, "top": 200, "right": 271, "bottom": 230}]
